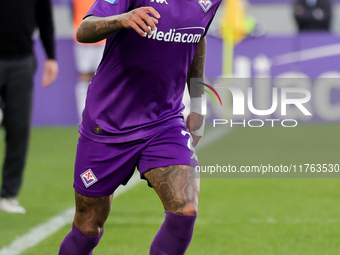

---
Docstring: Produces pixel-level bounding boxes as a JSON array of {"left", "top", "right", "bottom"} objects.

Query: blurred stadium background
[{"left": 1, "top": 0, "right": 340, "bottom": 254}]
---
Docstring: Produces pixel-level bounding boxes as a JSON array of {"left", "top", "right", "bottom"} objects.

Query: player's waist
[{"left": 79, "top": 115, "right": 185, "bottom": 144}]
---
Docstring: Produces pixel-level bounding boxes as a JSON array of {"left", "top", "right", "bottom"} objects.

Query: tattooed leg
[
  {"left": 143, "top": 165, "right": 200, "bottom": 215},
  {"left": 58, "top": 192, "right": 112, "bottom": 255},
  {"left": 144, "top": 165, "right": 200, "bottom": 254},
  {"left": 74, "top": 191, "right": 113, "bottom": 236}
]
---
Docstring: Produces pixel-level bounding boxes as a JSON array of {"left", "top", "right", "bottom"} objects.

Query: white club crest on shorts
[
  {"left": 198, "top": 0, "right": 212, "bottom": 12},
  {"left": 81, "top": 169, "right": 98, "bottom": 188}
]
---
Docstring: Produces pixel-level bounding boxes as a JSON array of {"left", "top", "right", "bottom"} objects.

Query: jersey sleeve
[{"left": 85, "top": 0, "right": 135, "bottom": 18}]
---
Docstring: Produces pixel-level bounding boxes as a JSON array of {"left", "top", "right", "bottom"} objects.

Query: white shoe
[{"left": 0, "top": 198, "right": 26, "bottom": 214}]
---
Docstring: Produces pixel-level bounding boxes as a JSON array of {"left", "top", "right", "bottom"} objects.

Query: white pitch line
[
  {"left": 0, "top": 208, "right": 75, "bottom": 255},
  {"left": 0, "top": 174, "right": 143, "bottom": 255},
  {"left": 0, "top": 128, "right": 230, "bottom": 255}
]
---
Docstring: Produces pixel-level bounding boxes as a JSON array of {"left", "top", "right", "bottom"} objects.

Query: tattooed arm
[
  {"left": 77, "top": 7, "right": 161, "bottom": 43},
  {"left": 186, "top": 37, "right": 206, "bottom": 146},
  {"left": 187, "top": 37, "right": 206, "bottom": 96}
]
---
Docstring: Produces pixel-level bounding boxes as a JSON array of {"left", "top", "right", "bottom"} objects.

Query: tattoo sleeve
[
  {"left": 76, "top": 15, "right": 125, "bottom": 43},
  {"left": 187, "top": 37, "right": 207, "bottom": 97}
]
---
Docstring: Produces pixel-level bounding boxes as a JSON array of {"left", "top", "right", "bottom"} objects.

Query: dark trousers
[{"left": 0, "top": 55, "right": 36, "bottom": 198}]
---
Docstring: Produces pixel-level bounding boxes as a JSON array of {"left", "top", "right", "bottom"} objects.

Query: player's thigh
[
  {"left": 74, "top": 135, "right": 141, "bottom": 197},
  {"left": 139, "top": 125, "right": 200, "bottom": 215},
  {"left": 74, "top": 191, "right": 112, "bottom": 235},
  {"left": 143, "top": 165, "right": 200, "bottom": 215}
]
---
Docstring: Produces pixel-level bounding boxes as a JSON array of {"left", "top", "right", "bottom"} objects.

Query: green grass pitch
[{"left": 0, "top": 124, "right": 339, "bottom": 254}]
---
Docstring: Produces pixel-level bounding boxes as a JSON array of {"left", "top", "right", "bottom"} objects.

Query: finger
[
  {"left": 42, "top": 70, "right": 50, "bottom": 87},
  {"left": 134, "top": 16, "right": 154, "bottom": 35},
  {"left": 190, "top": 121, "right": 201, "bottom": 132},
  {"left": 143, "top": 6, "right": 161, "bottom": 19},
  {"left": 186, "top": 115, "right": 191, "bottom": 132},
  {"left": 151, "top": 17, "right": 159, "bottom": 25},
  {"left": 130, "top": 22, "right": 148, "bottom": 37},
  {"left": 138, "top": 12, "right": 157, "bottom": 32},
  {"left": 42, "top": 75, "right": 51, "bottom": 87},
  {"left": 193, "top": 135, "right": 201, "bottom": 147},
  {"left": 42, "top": 72, "right": 55, "bottom": 87}
]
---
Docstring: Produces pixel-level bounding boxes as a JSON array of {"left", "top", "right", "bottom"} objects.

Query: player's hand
[
  {"left": 186, "top": 112, "right": 204, "bottom": 146},
  {"left": 120, "top": 7, "right": 160, "bottom": 37},
  {"left": 42, "top": 59, "right": 58, "bottom": 87}
]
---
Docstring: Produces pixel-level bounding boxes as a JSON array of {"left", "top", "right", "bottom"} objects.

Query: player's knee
[
  {"left": 77, "top": 221, "right": 104, "bottom": 236},
  {"left": 168, "top": 201, "right": 198, "bottom": 215},
  {"left": 170, "top": 190, "right": 199, "bottom": 215},
  {"left": 74, "top": 213, "right": 107, "bottom": 236},
  {"left": 181, "top": 202, "right": 198, "bottom": 216}
]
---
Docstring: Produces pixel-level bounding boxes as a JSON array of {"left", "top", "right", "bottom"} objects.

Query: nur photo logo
[
  {"left": 197, "top": 82, "right": 223, "bottom": 106},
  {"left": 191, "top": 78, "right": 321, "bottom": 128}
]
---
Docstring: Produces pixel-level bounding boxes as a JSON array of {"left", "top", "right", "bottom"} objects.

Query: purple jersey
[{"left": 80, "top": 0, "right": 221, "bottom": 143}]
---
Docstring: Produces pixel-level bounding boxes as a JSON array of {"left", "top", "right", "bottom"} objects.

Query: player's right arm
[{"left": 76, "top": 7, "right": 160, "bottom": 43}]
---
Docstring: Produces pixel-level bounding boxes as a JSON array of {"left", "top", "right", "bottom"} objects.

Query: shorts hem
[
  {"left": 73, "top": 183, "right": 117, "bottom": 197},
  {"left": 139, "top": 160, "right": 198, "bottom": 178}
]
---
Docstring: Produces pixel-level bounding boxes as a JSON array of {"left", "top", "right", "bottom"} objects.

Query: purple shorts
[{"left": 73, "top": 124, "right": 198, "bottom": 197}]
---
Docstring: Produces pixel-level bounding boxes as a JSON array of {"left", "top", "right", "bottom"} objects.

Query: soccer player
[{"left": 59, "top": 0, "right": 220, "bottom": 253}]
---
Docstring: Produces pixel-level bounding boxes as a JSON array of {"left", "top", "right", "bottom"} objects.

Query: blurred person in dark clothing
[
  {"left": 0, "top": 0, "right": 58, "bottom": 213},
  {"left": 293, "top": 0, "right": 332, "bottom": 32}
]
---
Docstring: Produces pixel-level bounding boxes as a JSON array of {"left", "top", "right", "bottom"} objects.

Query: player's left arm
[{"left": 186, "top": 37, "right": 206, "bottom": 146}]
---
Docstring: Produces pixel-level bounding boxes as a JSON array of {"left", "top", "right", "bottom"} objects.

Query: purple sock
[
  {"left": 150, "top": 211, "right": 197, "bottom": 255},
  {"left": 58, "top": 223, "right": 103, "bottom": 255}
]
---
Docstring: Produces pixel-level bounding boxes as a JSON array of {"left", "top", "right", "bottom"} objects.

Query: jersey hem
[{"left": 79, "top": 116, "right": 186, "bottom": 143}]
